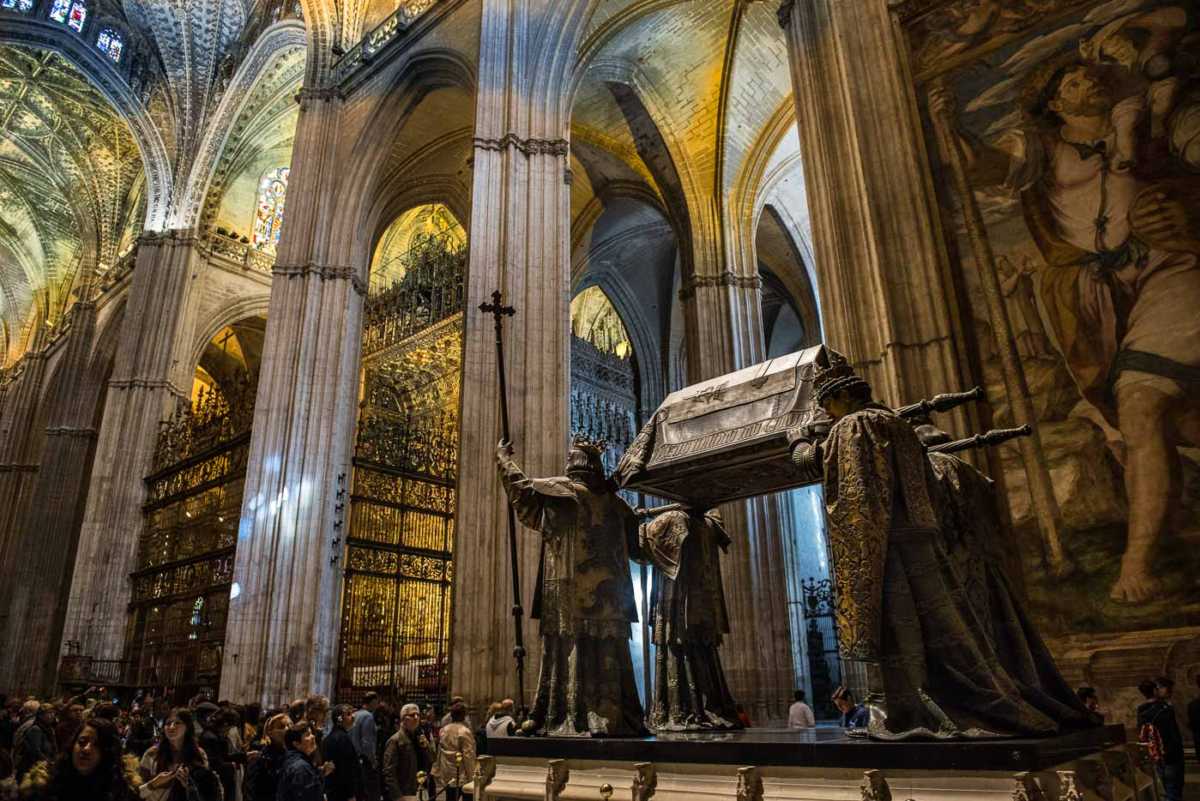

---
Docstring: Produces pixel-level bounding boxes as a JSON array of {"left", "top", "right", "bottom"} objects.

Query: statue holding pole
[{"left": 495, "top": 435, "right": 648, "bottom": 737}]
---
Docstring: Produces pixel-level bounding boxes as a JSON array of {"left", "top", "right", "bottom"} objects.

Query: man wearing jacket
[
  {"left": 383, "top": 704, "right": 434, "bottom": 801},
  {"left": 1138, "top": 677, "right": 1185, "bottom": 801},
  {"left": 13, "top": 703, "right": 56, "bottom": 781},
  {"left": 351, "top": 692, "right": 381, "bottom": 801},
  {"left": 324, "top": 704, "right": 367, "bottom": 801}
]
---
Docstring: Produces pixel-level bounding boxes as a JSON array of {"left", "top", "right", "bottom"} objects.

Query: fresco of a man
[{"left": 932, "top": 56, "right": 1200, "bottom": 604}]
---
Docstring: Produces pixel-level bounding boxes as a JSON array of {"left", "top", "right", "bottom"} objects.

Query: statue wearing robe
[
  {"left": 496, "top": 440, "right": 648, "bottom": 738},
  {"left": 809, "top": 349, "right": 1099, "bottom": 739},
  {"left": 640, "top": 509, "right": 740, "bottom": 731},
  {"left": 926, "top": 448, "right": 1092, "bottom": 729}
]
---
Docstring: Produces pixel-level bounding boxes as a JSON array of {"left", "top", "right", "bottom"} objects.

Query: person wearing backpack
[{"left": 1137, "top": 677, "right": 1185, "bottom": 801}]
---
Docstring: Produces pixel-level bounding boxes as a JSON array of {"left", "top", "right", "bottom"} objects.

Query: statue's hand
[
  {"left": 497, "top": 438, "right": 514, "bottom": 461},
  {"left": 785, "top": 427, "right": 809, "bottom": 449}
]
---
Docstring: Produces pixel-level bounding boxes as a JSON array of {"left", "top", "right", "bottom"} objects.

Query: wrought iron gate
[
  {"left": 800, "top": 576, "right": 842, "bottom": 720},
  {"left": 128, "top": 378, "right": 255, "bottom": 697},
  {"left": 336, "top": 231, "right": 465, "bottom": 706}
]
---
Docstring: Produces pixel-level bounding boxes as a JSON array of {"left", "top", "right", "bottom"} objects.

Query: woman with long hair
[
  {"left": 18, "top": 717, "right": 141, "bottom": 800},
  {"left": 136, "top": 708, "right": 221, "bottom": 801},
  {"left": 241, "top": 713, "right": 289, "bottom": 801}
]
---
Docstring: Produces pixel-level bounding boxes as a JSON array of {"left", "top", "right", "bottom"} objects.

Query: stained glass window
[
  {"left": 96, "top": 29, "right": 123, "bottom": 63},
  {"left": 1, "top": 0, "right": 36, "bottom": 14},
  {"left": 252, "top": 166, "right": 290, "bottom": 253},
  {"left": 50, "top": 0, "right": 87, "bottom": 32}
]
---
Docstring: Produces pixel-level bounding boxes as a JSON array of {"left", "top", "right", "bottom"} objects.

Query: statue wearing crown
[
  {"left": 496, "top": 436, "right": 648, "bottom": 737},
  {"left": 803, "top": 350, "right": 1098, "bottom": 739}
]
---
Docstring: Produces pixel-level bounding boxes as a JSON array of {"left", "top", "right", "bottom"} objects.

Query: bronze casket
[{"left": 617, "top": 345, "right": 832, "bottom": 505}]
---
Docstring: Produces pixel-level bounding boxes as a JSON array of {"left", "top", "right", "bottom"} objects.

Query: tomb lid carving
[{"left": 617, "top": 345, "right": 832, "bottom": 505}]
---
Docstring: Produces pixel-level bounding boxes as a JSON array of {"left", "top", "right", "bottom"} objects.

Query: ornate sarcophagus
[{"left": 616, "top": 345, "right": 833, "bottom": 505}]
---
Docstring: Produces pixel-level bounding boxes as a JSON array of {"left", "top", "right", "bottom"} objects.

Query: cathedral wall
[{"left": 894, "top": 0, "right": 1200, "bottom": 732}]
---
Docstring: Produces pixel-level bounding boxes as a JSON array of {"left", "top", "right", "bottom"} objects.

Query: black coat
[
  {"left": 276, "top": 749, "right": 324, "bottom": 801},
  {"left": 244, "top": 744, "right": 288, "bottom": 801},
  {"left": 321, "top": 727, "right": 365, "bottom": 801},
  {"left": 199, "top": 728, "right": 236, "bottom": 800},
  {"left": 1138, "top": 700, "right": 1185, "bottom": 764}
]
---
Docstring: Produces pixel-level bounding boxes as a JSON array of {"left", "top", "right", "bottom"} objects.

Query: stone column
[
  {"left": 678, "top": 209, "right": 795, "bottom": 725},
  {"left": 778, "top": 0, "right": 977, "bottom": 420},
  {"left": 0, "top": 331, "right": 48, "bottom": 561},
  {"left": 778, "top": 0, "right": 992, "bottom": 704},
  {"left": 219, "top": 89, "right": 365, "bottom": 705},
  {"left": 0, "top": 299, "right": 103, "bottom": 694},
  {"left": 60, "top": 231, "right": 200, "bottom": 663},
  {"left": 449, "top": 0, "right": 575, "bottom": 715}
]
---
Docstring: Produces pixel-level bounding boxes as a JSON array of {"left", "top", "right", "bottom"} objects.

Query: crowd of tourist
[
  {"left": 0, "top": 677, "right": 1196, "bottom": 800},
  {"left": 0, "top": 688, "right": 507, "bottom": 801}
]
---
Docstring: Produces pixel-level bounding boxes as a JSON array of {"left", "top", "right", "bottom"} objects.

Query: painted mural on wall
[{"left": 908, "top": 0, "right": 1200, "bottom": 643}]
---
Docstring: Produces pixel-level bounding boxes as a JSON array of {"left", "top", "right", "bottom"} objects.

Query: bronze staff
[{"left": 479, "top": 289, "right": 526, "bottom": 712}]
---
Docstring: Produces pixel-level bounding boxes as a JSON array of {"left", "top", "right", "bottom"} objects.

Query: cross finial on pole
[{"left": 479, "top": 289, "right": 515, "bottom": 321}]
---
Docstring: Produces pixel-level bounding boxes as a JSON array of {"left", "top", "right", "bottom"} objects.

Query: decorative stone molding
[
  {"left": 1056, "top": 771, "right": 1083, "bottom": 801},
  {"left": 545, "top": 760, "right": 569, "bottom": 801},
  {"left": 271, "top": 263, "right": 369, "bottom": 297},
  {"left": 1012, "top": 772, "right": 1047, "bottom": 801},
  {"left": 737, "top": 767, "right": 763, "bottom": 801},
  {"left": 861, "top": 770, "right": 892, "bottom": 801},
  {"left": 632, "top": 763, "right": 657, "bottom": 801},
  {"left": 107, "top": 378, "right": 189, "bottom": 402},
  {"left": 678, "top": 271, "right": 763, "bottom": 300},
  {"left": 45, "top": 427, "right": 98, "bottom": 439},
  {"left": 138, "top": 229, "right": 197, "bottom": 247},
  {"left": 295, "top": 86, "right": 342, "bottom": 104},
  {"left": 474, "top": 134, "right": 570, "bottom": 158}
]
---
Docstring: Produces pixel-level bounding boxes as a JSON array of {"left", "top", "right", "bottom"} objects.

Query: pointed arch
[
  {"left": 327, "top": 48, "right": 476, "bottom": 279},
  {"left": 175, "top": 20, "right": 307, "bottom": 230}
]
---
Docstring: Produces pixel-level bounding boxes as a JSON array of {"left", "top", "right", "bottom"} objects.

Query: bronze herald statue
[
  {"left": 793, "top": 349, "right": 1099, "bottom": 739},
  {"left": 640, "top": 508, "right": 741, "bottom": 731},
  {"left": 496, "top": 436, "right": 648, "bottom": 737}
]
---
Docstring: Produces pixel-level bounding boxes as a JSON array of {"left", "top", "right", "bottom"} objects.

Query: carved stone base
[{"left": 479, "top": 727, "right": 1142, "bottom": 801}]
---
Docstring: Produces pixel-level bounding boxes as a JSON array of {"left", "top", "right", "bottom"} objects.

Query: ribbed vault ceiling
[{"left": 0, "top": 45, "right": 142, "bottom": 359}]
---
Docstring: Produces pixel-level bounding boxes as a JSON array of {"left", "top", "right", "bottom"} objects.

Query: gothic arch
[
  {"left": 757, "top": 203, "right": 821, "bottom": 349},
  {"left": 731, "top": 98, "right": 794, "bottom": 265},
  {"left": 176, "top": 20, "right": 307, "bottom": 230},
  {"left": 330, "top": 48, "right": 476, "bottom": 281},
  {"left": 0, "top": 17, "right": 172, "bottom": 231},
  {"left": 187, "top": 296, "right": 273, "bottom": 374},
  {"left": 574, "top": 272, "right": 665, "bottom": 414},
  {"left": 365, "top": 169, "right": 473, "bottom": 264},
  {"left": 297, "top": 0, "right": 336, "bottom": 85},
  {"left": 570, "top": 0, "right": 698, "bottom": 113}
]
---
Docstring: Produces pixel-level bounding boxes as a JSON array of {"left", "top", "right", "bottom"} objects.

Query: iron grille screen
[
  {"left": 337, "top": 223, "right": 464, "bottom": 707},
  {"left": 130, "top": 376, "right": 255, "bottom": 696}
]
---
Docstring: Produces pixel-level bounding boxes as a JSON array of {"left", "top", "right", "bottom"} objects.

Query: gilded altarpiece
[
  {"left": 128, "top": 378, "right": 255, "bottom": 695},
  {"left": 336, "top": 231, "right": 465, "bottom": 705}
]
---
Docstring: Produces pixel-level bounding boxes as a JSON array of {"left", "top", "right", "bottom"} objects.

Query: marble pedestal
[{"left": 475, "top": 726, "right": 1149, "bottom": 801}]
